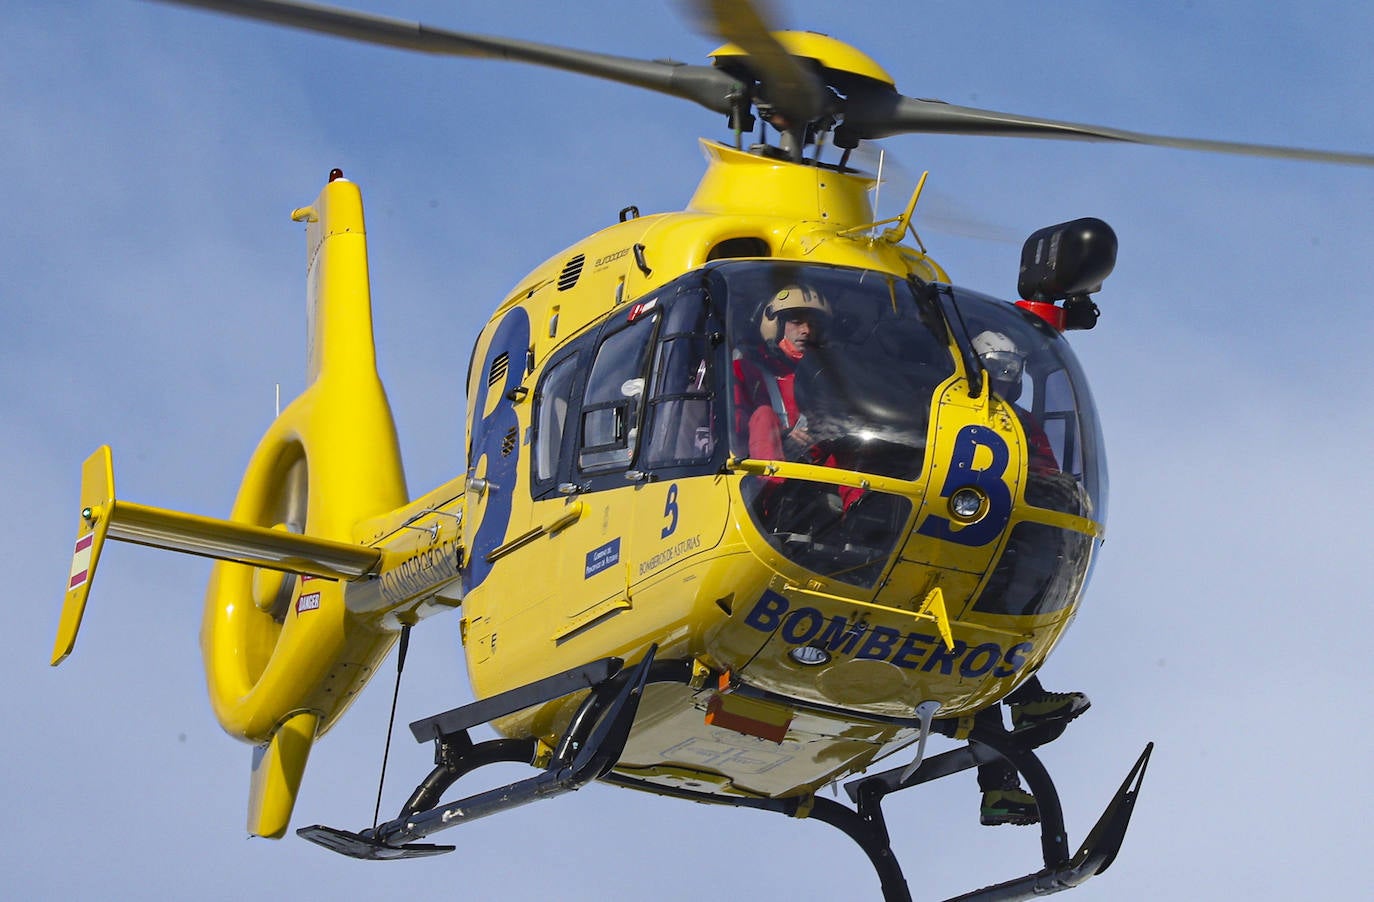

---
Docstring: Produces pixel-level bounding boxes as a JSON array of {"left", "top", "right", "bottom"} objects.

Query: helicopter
[{"left": 41, "top": 1, "right": 1374, "bottom": 901}]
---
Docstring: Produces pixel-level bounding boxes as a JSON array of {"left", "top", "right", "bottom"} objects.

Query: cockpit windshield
[
  {"left": 715, "top": 262, "right": 954, "bottom": 587},
  {"left": 718, "top": 262, "right": 955, "bottom": 480},
  {"left": 942, "top": 285, "right": 1108, "bottom": 523},
  {"left": 707, "top": 262, "right": 1105, "bottom": 588}
]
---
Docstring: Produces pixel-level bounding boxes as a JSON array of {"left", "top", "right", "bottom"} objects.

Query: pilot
[
  {"left": 972, "top": 330, "right": 1058, "bottom": 475},
  {"left": 732, "top": 283, "right": 831, "bottom": 463}
]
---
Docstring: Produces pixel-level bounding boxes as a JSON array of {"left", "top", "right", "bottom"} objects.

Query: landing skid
[
  {"left": 298, "top": 648, "right": 686, "bottom": 859},
  {"left": 300, "top": 654, "right": 1150, "bottom": 900},
  {"left": 604, "top": 734, "right": 1151, "bottom": 902},
  {"left": 837, "top": 734, "right": 1153, "bottom": 901}
]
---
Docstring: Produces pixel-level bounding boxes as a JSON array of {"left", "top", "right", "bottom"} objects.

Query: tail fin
[
  {"left": 248, "top": 711, "right": 321, "bottom": 839},
  {"left": 200, "top": 173, "right": 408, "bottom": 836},
  {"left": 51, "top": 449, "right": 116, "bottom": 666},
  {"left": 53, "top": 173, "right": 420, "bottom": 839}
]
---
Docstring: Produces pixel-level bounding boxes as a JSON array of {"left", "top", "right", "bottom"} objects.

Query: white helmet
[
  {"left": 760, "top": 284, "right": 831, "bottom": 344},
  {"left": 972, "top": 330, "right": 1025, "bottom": 388},
  {"left": 972, "top": 327, "right": 1027, "bottom": 401}
]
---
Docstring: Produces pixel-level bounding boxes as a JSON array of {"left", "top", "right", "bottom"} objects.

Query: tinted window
[
  {"left": 579, "top": 313, "right": 658, "bottom": 472},
  {"left": 641, "top": 292, "right": 717, "bottom": 470},
  {"left": 974, "top": 522, "right": 1093, "bottom": 617},
  {"left": 945, "top": 287, "right": 1107, "bottom": 521},
  {"left": 532, "top": 352, "right": 582, "bottom": 486},
  {"left": 719, "top": 262, "right": 954, "bottom": 481},
  {"left": 740, "top": 476, "right": 911, "bottom": 588}
]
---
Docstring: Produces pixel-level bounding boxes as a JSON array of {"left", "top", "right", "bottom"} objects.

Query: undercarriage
[{"left": 299, "top": 650, "right": 1150, "bottom": 901}]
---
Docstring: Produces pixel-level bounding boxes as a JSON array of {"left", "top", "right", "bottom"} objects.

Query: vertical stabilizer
[
  {"left": 200, "top": 172, "right": 410, "bottom": 836},
  {"left": 50, "top": 447, "right": 116, "bottom": 665},
  {"left": 248, "top": 711, "right": 320, "bottom": 838}
]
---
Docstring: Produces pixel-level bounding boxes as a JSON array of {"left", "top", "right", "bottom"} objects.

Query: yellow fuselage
[{"left": 459, "top": 142, "right": 1102, "bottom": 801}]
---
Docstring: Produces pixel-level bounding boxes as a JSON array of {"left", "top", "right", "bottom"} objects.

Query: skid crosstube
[{"left": 300, "top": 653, "right": 1150, "bottom": 900}]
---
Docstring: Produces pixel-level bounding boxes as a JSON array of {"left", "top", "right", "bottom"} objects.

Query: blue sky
[{"left": 5, "top": 1, "right": 1373, "bottom": 899}]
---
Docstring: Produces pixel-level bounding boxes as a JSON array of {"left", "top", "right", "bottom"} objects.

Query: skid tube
[
  {"left": 606, "top": 716, "right": 1151, "bottom": 902},
  {"left": 301, "top": 652, "right": 1150, "bottom": 899},
  {"left": 298, "top": 647, "right": 698, "bottom": 860}
]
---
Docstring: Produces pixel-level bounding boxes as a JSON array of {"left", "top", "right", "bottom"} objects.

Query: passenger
[
  {"left": 969, "top": 335, "right": 1086, "bottom": 826},
  {"left": 977, "top": 676, "right": 1091, "bottom": 826},
  {"left": 972, "top": 330, "right": 1058, "bottom": 475},
  {"left": 967, "top": 332, "right": 1093, "bottom": 825}
]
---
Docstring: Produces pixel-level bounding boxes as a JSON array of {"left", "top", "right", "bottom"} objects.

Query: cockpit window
[
  {"left": 740, "top": 476, "right": 913, "bottom": 588},
  {"left": 711, "top": 262, "right": 951, "bottom": 588},
  {"left": 944, "top": 286, "right": 1107, "bottom": 522},
  {"left": 640, "top": 293, "right": 717, "bottom": 470},
  {"left": 718, "top": 262, "right": 954, "bottom": 481},
  {"left": 533, "top": 351, "right": 581, "bottom": 485},
  {"left": 579, "top": 311, "right": 658, "bottom": 472}
]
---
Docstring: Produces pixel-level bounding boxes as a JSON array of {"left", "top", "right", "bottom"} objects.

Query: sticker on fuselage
[
  {"left": 585, "top": 538, "right": 621, "bottom": 579},
  {"left": 68, "top": 532, "right": 94, "bottom": 590},
  {"left": 743, "top": 589, "right": 1032, "bottom": 678}
]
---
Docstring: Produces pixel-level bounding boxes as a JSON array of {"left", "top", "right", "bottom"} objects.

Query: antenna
[{"left": 871, "top": 148, "right": 886, "bottom": 238}]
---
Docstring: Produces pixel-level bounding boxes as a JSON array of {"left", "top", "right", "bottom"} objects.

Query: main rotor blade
[
  {"left": 151, "top": 0, "right": 738, "bottom": 115},
  {"left": 848, "top": 92, "right": 1374, "bottom": 168},
  {"left": 681, "top": 0, "right": 825, "bottom": 126}
]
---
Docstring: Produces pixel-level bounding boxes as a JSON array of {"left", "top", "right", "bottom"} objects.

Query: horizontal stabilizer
[{"left": 51, "top": 446, "right": 382, "bottom": 666}]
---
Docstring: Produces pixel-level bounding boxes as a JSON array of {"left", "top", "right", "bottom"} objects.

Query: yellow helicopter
[{"left": 47, "top": 2, "right": 1374, "bottom": 900}]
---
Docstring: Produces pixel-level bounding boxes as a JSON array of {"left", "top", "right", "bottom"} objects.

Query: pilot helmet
[
  {"left": 972, "top": 330, "right": 1025, "bottom": 394},
  {"left": 760, "top": 284, "right": 831, "bottom": 345}
]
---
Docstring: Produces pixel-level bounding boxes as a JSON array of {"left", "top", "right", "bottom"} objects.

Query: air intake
[
  {"left": 558, "top": 254, "right": 585, "bottom": 291},
  {"left": 488, "top": 352, "right": 509, "bottom": 388}
]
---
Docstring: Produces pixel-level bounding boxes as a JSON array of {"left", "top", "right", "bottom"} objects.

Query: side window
[
  {"left": 641, "top": 328, "right": 715, "bottom": 470},
  {"left": 1039, "top": 368, "right": 1080, "bottom": 476},
  {"left": 579, "top": 313, "right": 658, "bottom": 473},
  {"left": 531, "top": 351, "right": 582, "bottom": 490}
]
